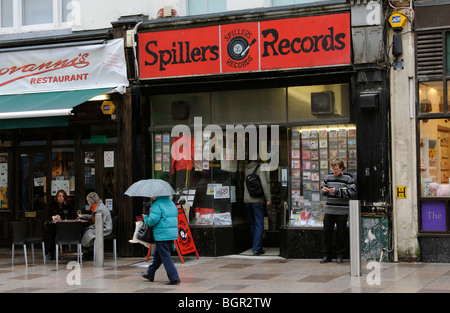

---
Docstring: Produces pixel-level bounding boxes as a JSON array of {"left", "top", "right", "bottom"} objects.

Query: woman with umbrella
[{"left": 126, "top": 179, "right": 180, "bottom": 285}]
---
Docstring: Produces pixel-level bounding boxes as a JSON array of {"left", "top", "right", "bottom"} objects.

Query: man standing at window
[{"left": 320, "top": 158, "right": 356, "bottom": 264}]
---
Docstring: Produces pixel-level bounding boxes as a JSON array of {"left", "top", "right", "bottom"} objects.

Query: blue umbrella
[{"left": 124, "top": 179, "right": 175, "bottom": 198}]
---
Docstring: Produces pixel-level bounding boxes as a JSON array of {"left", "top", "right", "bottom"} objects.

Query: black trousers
[{"left": 322, "top": 213, "right": 348, "bottom": 258}]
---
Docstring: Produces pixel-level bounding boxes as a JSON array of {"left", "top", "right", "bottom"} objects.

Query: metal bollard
[
  {"left": 95, "top": 213, "right": 104, "bottom": 267},
  {"left": 349, "top": 200, "right": 361, "bottom": 277}
]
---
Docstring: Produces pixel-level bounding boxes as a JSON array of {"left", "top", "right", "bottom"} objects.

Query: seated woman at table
[
  {"left": 79, "top": 192, "right": 112, "bottom": 259},
  {"left": 49, "top": 190, "right": 76, "bottom": 221},
  {"left": 44, "top": 190, "right": 76, "bottom": 259}
]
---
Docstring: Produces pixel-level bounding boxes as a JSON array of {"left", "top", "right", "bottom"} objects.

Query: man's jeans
[{"left": 245, "top": 202, "right": 265, "bottom": 253}]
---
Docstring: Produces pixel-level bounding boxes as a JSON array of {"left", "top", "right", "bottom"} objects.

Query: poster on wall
[{"left": 104, "top": 151, "right": 114, "bottom": 168}]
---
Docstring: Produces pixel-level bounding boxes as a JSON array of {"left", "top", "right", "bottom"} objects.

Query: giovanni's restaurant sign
[
  {"left": 0, "top": 38, "right": 129, "bottom": 95},
  {"left": 139, "top": 13, "right": 350, "bottom": 79}
]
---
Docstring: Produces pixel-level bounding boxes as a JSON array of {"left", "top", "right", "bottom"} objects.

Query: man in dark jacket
[{"left": 320, "top": 159, "right": 356, "bottom": 264}]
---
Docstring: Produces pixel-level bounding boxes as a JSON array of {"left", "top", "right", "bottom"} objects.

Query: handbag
[{"left": 136, "top": 222, "right": 155, "bottom": 244}]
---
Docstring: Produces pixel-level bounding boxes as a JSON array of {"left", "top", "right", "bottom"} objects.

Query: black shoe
[
  {"left": 336, "top": 256, "right": 344, "bottom": 263},
  {"left": 164, "top": 279, "right": 180, "bottom": 285},
  {"left": 320, "top": 256, "right": 332, "bottom": 264},
  {"left": 253, "top": 249, "right": 265, "bottom": 256},
  {"left": 140, "top": 272, "right": 154, "bottom": 282}
]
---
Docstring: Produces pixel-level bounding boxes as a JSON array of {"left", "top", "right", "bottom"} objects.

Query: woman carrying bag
[{"left": 140, "top": 196, "right": 180, "bottom": 285}]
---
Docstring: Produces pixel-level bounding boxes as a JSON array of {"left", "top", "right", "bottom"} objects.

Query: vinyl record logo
[
  {"left": 224, "top": 28, "right": 256, "bottom": 69},
  {"left": 228, "top": 36, "right": 255, "bottom": 61}
]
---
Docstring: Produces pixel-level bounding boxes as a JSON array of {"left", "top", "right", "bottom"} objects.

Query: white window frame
[{"left": 0, "top": 0, "right": 73, "bottom": 34}]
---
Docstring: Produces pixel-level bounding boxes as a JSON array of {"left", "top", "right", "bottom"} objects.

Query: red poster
[
  {"left": 138, "top": 13, "right": 350, "bottom": 79},
  {"left": 176, "top": 208, "right": 198, "bottom": 255},
  {"left": 139, "top": 26, "right": 220, "bottom": 79}
]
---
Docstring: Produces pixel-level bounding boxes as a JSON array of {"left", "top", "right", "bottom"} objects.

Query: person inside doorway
[
  {"left": 244, "top": 160, "right": 272, "bottom": 256},
  {"left": 320, "top": 158, "right": 356, "bottom": 264}
]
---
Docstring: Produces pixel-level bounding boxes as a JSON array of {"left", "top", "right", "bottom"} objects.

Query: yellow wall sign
[
  {"left": 101, "top": 101, "right": 116, "bottom": 115},
  {"left": 396, "top": 186, "right": 407, "bottom": 199}
]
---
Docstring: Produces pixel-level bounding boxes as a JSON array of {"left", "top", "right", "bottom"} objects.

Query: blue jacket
[{"left": 144, "top": 196, "right": 178, "bottom": 241}]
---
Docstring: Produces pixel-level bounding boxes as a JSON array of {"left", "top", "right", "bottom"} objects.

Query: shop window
[
  {"left": 419, "top": 81, "right": 444, "bottom": 113},
  {"left": 447, "top": 81, "right": 450, "bottom": 112},
  {"left": 19, "top": 153, "right": 46, "bottom": 211},
  {"left": 151, "top": 93, "right": 211, "bottom": 127},
  {"left": 152, "top": 131, "right": 241, "bottom": 226},
  {"left": 84, "top": 151, "right": 95, "bottom": 197},
  {"left": 288, "top": 124, "right": 356, "bottom": 227},
  {"left": 211, "top": 88, "right": 286, "bottom": 124},
  {"left": 188, "top": 0, "right": 226, "bottom": 15},
  {"left": 51, "top": 148, "right": 75, "bottom": 199},
  {"left": 0, "top": 153, "right": 7, "bottom": 209},
  {"left": 420, "top": 119, "right": 450, "bottom": 195},
  {"left": 287, "top": 84, "right": 350, "bottom": 122}
]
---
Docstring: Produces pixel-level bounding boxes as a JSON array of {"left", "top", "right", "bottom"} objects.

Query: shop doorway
[{"left": 17, "top": 149, "right": 48, "bottom": 237}]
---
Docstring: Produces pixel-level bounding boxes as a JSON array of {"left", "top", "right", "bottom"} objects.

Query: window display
[
  {"left": 420, "top": 119, "right": 450, "bottom": 197},
  {"left": 288, "top": 124, "right": 357, "bottom": 227},
  {"left": 152, "top": 131, "right": 238, "bottom": 226},
  {"left": 0, "top": 153, "right": 7, "bottom": 208}
]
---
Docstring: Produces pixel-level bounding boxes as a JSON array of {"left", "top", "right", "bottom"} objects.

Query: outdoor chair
[
  {"left": 55, "top": 221, "right": 83, "bottom": 269},
  {"left": 10, "top": 222, "right": 46, "bottom": 266}
]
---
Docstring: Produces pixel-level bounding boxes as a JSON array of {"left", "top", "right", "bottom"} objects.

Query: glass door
[
  {"left": 18, "top": 150, "right": 48, "bottom": 237},
  {"left": 82, "top": 146, "right": 116, "bottom": 212}
]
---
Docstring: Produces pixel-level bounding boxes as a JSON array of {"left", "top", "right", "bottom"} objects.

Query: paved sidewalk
[{"left": 1, "top": 248, "right": 450, "bottom": 293}]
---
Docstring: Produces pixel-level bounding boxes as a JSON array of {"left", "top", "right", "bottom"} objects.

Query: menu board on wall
[{"left": 289, "top": 126, "right": 357, "bottom": 227}]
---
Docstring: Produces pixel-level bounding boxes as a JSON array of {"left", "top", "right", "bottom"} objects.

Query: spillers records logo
[{"left": 224, "top": 28, "right": 256, "bottom": 69}]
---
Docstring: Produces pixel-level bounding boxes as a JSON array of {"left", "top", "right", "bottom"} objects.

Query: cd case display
[{"left": 289, "top": 125, "right": 357, "bottom": 227}]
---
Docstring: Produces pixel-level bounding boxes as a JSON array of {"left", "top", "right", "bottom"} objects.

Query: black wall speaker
[
  {"left": 171, "top": 101, "right": 189, "bottom": 120},
  {"left": 311, "top": 91, "right": 334, "bottom": 115}
]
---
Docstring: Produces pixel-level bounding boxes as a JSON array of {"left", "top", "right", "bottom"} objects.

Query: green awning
[{"left": 0, "top": 88, "right": 111, "bottom": 129}]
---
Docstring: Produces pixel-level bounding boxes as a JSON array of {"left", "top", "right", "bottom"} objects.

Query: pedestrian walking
[
  {"left": 141, "top": 196, "right": 180, "bottom": 285},
  {"left": 320, "top": 158, "right": 356, "bottom": 264}
]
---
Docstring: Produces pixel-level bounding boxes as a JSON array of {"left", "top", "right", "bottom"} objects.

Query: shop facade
[
  {"left": 134, "top": 2, "right": 392, "bottom": 258},
  {"left": 414, "top": 0, "right": 450, "bottom": 262},
  {"left": 0, "top": 30, "right": 133, "bottom": 254}
]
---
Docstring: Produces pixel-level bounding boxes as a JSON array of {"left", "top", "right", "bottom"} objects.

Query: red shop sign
[{"left": 138, "top": 13, "right": 350, "bottom": 79}]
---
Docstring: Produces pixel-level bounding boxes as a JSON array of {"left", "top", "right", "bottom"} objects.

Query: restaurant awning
[
  {"left": 0, "top": 38, "right": 129, "bottom": 130},
  {"left": 0, "top": 88, "right": 111, "bottom": 129}
]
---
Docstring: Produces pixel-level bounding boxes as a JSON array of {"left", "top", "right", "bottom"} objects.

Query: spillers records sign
[{"left": 138, "top": 13, "right": 350, "bottom": 79}]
